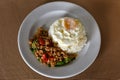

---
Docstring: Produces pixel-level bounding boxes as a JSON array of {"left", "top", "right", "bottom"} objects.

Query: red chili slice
[
  {"left": 41, "top": 54, "right": 48, "bottom": 63},
  {"left": 39, "top": 38, "right": 45, "bottom": 45}
]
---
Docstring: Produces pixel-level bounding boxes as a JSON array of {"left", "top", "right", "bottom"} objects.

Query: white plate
[{"left": 18, "top": 1, "right": 101, "bottom": 79}]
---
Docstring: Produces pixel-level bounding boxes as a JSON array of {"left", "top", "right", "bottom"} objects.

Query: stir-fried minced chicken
[{"left": 29, "top": 27, "right": 77, "bottom": 67}]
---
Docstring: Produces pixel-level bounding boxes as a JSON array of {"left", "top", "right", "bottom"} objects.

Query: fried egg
[{"left": 49, "top": 17, "right": 87, "bottom": 53}]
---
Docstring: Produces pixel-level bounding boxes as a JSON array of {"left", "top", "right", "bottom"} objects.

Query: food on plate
[
  {"left": 29, "top": 28, "right": 77, "bottom": 67},
  {"left": 29, "top": 17, "right": 87, "bottom": 67},
  {"left": 49, "top": 17, "right": 87, "bottom": 53}
]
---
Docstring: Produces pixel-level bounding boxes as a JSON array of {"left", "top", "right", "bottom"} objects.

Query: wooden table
[{"left": 0, "top": 0, "right": 120, "bottom": 80}]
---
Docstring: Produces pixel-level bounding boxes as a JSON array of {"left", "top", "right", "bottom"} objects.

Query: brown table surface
[{"left": 0, "top": 0, "right": 120, "bottom": 80}]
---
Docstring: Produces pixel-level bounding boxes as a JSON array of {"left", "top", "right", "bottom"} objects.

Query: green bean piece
[
  {"left": 37, "top": 57, "right": 40, "bottom": 61},
  {"left": 32, "top": 41, "right": 36, "bottom": 49},
  {"left": 56, "top": 61, "right": 65, "bottom": 66},
  {"left": 64, "top": 57, "right": 71, "bottom": 63},
  {"left": 30, "top": 48, "right": 36, "bottom": 54}
]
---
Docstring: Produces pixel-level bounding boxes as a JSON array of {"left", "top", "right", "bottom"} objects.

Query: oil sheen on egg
[{"left": 49, "top": 17, "right": 87, "bottom": 53}]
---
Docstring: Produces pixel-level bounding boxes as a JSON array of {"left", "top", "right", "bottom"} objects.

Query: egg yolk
[{"left": 64, "top": 17, "right": 78, "bottom": 30}]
